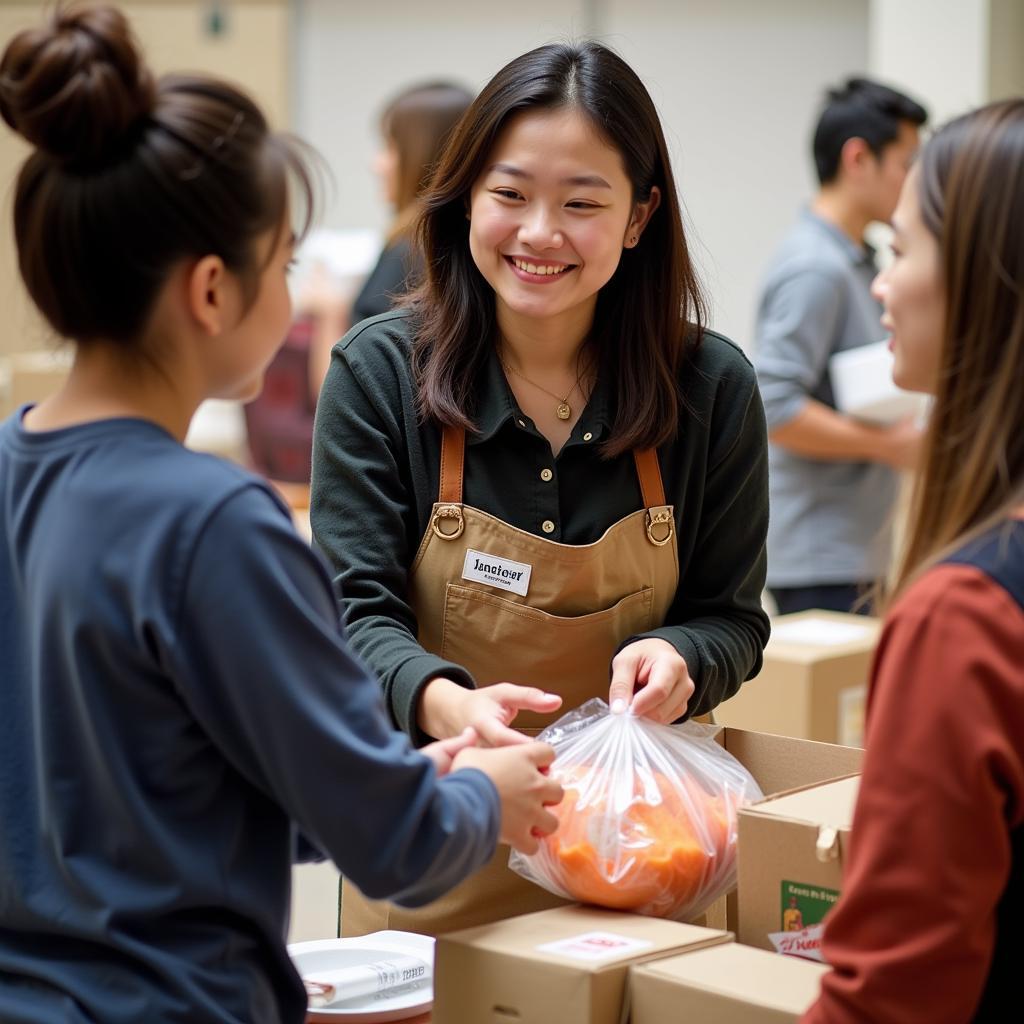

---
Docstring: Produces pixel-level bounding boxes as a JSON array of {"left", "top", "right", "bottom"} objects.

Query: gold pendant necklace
[{"left": 501, "top": 356, "right": 585, "bottom": 421}]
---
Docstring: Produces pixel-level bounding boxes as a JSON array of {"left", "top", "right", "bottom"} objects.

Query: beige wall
[{"left": 0, "top": 0, "right": 289, "bottom": 356}]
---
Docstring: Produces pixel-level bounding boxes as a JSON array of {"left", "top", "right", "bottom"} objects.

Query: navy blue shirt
[{"left": 0, "top": 410, "right": 499, "bottom": 1023}]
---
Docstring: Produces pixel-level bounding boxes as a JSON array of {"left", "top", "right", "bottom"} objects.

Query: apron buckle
[
  {"left": 431, "top": 503, "right": 465, "bottom": 540},
  {"left": 646, "top": 506, "right": 674, "bottom": 546}
]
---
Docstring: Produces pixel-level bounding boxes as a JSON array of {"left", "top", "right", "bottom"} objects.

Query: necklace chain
[{"left": 500, "top": 353, "right": 588, "bottom": 422}]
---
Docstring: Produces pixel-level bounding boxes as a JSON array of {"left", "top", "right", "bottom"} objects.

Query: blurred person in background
[
  {"left": 349, "top": 79, "right": 474, "bottom": 330},
  {"left": 803, "top": 98, "right": 1024, "bottom": 1024},
  {"left": 754, "top": 78, "right": 927, "bottom": 616},
  {"left": 244, "top": 80, "right": 471, "bottom": 485}
]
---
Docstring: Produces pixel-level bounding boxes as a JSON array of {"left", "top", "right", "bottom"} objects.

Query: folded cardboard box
[
  {"left": 713, "top": 611, "right": 881, "bottom": 747},
  {"left": 631, "top": 941, "right": 829, "bottom": 1023},
  {"left": 737, "top": 774, "right": 860, "bottom": 952},
  {"left": 829, "top": 339, "right": 928, "bottom": 425},
  {"left": 431, "top": 904, "right": 730, "bottom": 1024}
]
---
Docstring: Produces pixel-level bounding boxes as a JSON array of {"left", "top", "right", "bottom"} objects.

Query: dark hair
[
  {"left": 813, "top": 77, "right": 927, "bottom": 185},
  {"left": 887, "top": 99, "right": 1024, "bottom": 605},
  {"left": 381, "top": 80, "right": 472, "bottom": 242},
  {"left": 407, "top": 41, "right": 707, "bottom": 458},
  {"left": 0, "top": 3, "right": 315, "bottom": 346}
]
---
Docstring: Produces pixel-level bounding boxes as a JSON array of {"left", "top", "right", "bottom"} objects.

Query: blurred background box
[
  {"left": 432, "top": 905, "right": 729, "bottom": 1024},
  {"left": 713, "top": 611, "right": 881, "bottom": 747},
  {"left": 829, "top": 340, "right": 929, "bottom": 425},
  {"left": 737, "top": 775, "right": 859, "bottom": 951},
  {"left": 630, "top": 942, "right": 829, "bottom": 1024}
]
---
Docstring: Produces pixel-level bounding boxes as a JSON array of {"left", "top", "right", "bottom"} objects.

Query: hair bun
[{"left": 0, "top": 4, "right": 155, "bottom": 168}]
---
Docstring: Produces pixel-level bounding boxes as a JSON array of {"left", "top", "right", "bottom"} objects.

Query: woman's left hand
[{"left": 608, "top": 638, "right": 695, "bottom": 723}]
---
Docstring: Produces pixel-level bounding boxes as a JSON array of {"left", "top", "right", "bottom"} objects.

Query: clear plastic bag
[{"left": 509, "top": 698, "right": 764, "bottom": 921}]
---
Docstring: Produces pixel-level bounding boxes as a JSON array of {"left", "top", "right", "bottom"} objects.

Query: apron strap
[
  {"left": 633, "top": 448, "right": 667, "bottom": 509},
  {"left": 439, "top": 425, "right": 666, "bottom": 513},
  {"left": 439, "top": 424, "right": 466, "bottom": 504}
]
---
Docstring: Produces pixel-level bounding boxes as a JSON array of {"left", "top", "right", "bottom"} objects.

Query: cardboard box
[
  {"left": 432, "top": 905, "right": 730, "bottom": 1024},
  {"left": 631, "top": 941, "right": 829, "bottom": 1023},
  {"left": 829, "top": 339, "right": 929, "bottom": 425},
  {"left": 712, "top": 611, "right": 881, "bottom": 746},
  {"left": 737, "top": 774, "right": 860, "bottom": 951},
  {"left": 709, "top": 727, "right": 863, "bottom": 936}
]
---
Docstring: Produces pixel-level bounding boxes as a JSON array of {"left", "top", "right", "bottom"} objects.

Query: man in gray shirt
[{"left": 754, "top": 78, "right": 927, "bottom": 615}]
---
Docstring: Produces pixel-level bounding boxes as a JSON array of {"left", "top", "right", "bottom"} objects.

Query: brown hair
[
  {"left": 887, "top": 99, "right": 1024, "bottom": 605},
  {"left": 380, "top": 81, "right": 472, "bottom": 243},
  {"left": 407, "top": 41, "right": 707, "bottom": 458},
  {"left": 0, "top": 2, "right": 314, "bottom": 347}
]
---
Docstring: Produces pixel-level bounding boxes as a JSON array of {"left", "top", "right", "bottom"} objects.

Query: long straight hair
[
  {"left": 887, "top": 99, "right": 1024, "bottom": 605},
  {"left": 407, "top": 41, "right": 707, "bottom": 458}
]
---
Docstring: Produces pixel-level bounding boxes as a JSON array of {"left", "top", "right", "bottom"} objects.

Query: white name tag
[{"left": 461, "top": 549, "right": 532, "bottom": 597}]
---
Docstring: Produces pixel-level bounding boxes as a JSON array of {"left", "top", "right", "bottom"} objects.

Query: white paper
[
  {"left": 771, "top": 617, "right": 873, "bottom": 647},
  {"left": 305, "top": 954, "right": 430, "bottom": 1007}
]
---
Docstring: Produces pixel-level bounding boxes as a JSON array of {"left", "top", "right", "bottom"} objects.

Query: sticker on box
[
  {"left": 535, "top": 931, "right": 654, "bottom": 962},
  {"left": 780, "top": 880, "right": 840, "bottom": 933},
  {"left": 837, "top": 685, "right": 867, "bottom": 747}
]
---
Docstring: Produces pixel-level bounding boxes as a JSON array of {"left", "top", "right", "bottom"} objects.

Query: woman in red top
[{"left": 802, "top": 100, "right": 1024, "bottom": 1023}]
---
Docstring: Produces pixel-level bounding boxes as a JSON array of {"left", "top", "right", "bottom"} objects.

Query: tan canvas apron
[{"left": 341, "top": 425, "right": 680, "bottom": 937}]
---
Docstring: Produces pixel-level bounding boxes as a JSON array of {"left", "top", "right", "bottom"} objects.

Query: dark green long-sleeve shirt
[{"left": 311, "top": 311, "right": 770, "bottom": 745}]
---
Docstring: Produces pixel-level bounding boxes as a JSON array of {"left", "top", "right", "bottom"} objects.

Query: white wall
[
  {"left": 292, "top": 0, "right": 870, "bottom": 350},
  {"left": 602, "top": 0, "right": 868, "bottom": 345},
  {"left": 292, "top": 0, "right": 588, "bottom": 237},
  {"left": 870, "top": 0, "right": 1024, "bottom": 128},
  {"left": 869, "top": 0, "right": 987, "bottom": 124}
]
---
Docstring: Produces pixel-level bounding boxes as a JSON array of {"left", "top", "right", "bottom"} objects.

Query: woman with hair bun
[
  {"left": 802, "top": 100, "right": 1024, "bottom": 1024},
  {"left": 0, "top": 6, "right": 561, "bottom": 1022},
  {"left": 311, "top": 41, "right": 771, "bottom": 936}
]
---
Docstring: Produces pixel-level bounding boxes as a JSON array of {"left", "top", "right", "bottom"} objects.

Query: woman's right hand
[
  {"left": 452, "top": 741, "right": 563, "bottom": 854},
  {"left": 417, "top": 677, "right": 562, "bottom": 747}
]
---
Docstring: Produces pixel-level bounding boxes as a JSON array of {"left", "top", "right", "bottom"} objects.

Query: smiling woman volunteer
[{"left": 311, "top": 41, "right": 771, "bottom": 936}]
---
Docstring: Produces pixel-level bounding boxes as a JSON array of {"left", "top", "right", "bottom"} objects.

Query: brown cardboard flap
[
  {"left": 438, "top": 905, "right": 726, "bottom": 967},
  {"left": 716, "top": 727, "right": 863, "bottom": 797},
  {"left": 751, "top": 774, "right": 860, "bottom": 828}
]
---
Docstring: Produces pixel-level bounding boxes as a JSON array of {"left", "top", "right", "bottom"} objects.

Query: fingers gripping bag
[{"left": 509, "top": 699, "right": 763, "bottom": 921}]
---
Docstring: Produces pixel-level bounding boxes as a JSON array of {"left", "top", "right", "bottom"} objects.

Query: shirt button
[
  {"left": 540, "top": 468, "right": 553, "bottom": 482},
  {"left": 583, "top": 431, "right": 593, "bottom": 441},
  {"left": 541, "top": 520, "right": 556, "bottom": 534},
  {"left": 518, "top": 419, "right": 526, "bottom": 428}
]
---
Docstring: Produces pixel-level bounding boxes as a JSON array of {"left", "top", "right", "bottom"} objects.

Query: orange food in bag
[{"left": 543, "top": 766, "right": 738, "bottom": 915}]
